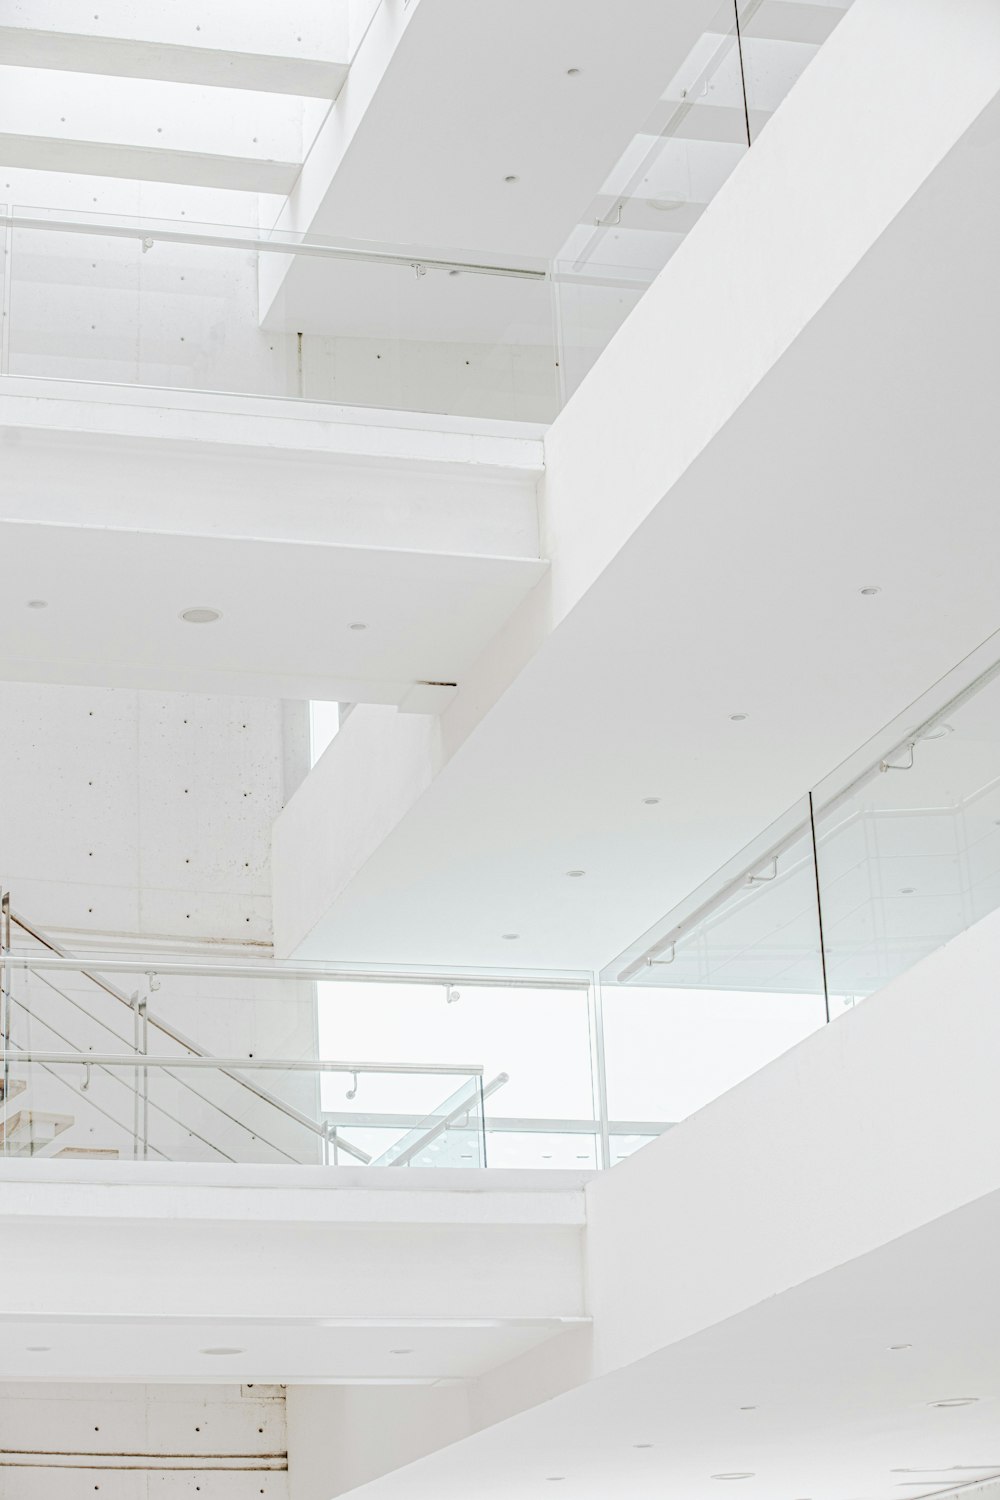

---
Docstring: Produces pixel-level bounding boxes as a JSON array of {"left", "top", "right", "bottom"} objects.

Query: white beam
[
  {"left": 0, "top": 381, "right": 545, "bottom": 703},
  {"left": 0, "top": 1, "right": 349, "bottom": 95},
  {"left": 269, "top": 0, "right": 1000, "bottom": 970},
  {"left": 0, "top": 65, "right": 308, "bottom": 191}
]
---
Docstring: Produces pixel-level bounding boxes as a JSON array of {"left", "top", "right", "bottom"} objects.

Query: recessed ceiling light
[
  {"left": 859, "top": 585, "right": 882, "bottom": 596},
  {"left": 504, "top": 174, "right": 519, "bottom": 183},
  {"left": 730, "top": 713, "right": 749, "bottom": 722},
  {"left": 501, "top": 932, "right": 520, "bottom": 940},
  {"left": 889, "top": 1344, "right": 913, "bottom": 1351},
  {"left": 389, "top": 1348, "right": 413, "bottom": 1356},
  {"left": 643, "top": 796, "right": 661, "bottom": 805},
  {"left": 899, "top": 887, "right": 916, "bottom": 895},
  {"left": 26, "top": 599, "right": 48, "bottom": 610},
  {"left": 180, "top": 607, "right": 221, "bottom": 624},
  {"left": 739, "top": 1405, "right": 758, "bottom": 1411},
  {"left": 200, "top": 1346, "right": 246, "bottom": 1356},
  {"left": 713, "top": 1474, "right": 755, "bottom": 1481},
  {"left": 649, "top": 197, "right": 685, "bottom": 212},
  {"left": 920, "top": 723, "right": 954, "bottom": 740},
  {"left": 566, "top": 67, "right": 581, "bottom": 75},
  {"left": 928, "top": 1398, "right": 979, "bottom": 1408},
  {"left": 348, "top": 622, "right": 367, "bottom": 631},
  {"left": 449, "top": 268, "right": 461, "bottom": 276},
  {"left": 633, "top": 1443, "right": 653, "bottom": 1449},
  {"left": 26, "top": 1345, "right": 51, "bottom": 1352},
  {"left": 566, "top": 869, "right": 586, "bottom": 878}
]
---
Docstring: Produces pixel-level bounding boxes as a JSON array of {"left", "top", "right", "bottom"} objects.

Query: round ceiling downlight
[
  {"left": 200, "top": 1346, "right": 246, "bottom": 1356},
  {"left": 180, "top": 607, "right": 222, "bottom": 624}
]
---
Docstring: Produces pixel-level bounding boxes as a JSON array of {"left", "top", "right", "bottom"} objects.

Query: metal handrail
[
  {"left": 11, "top": 1052, "right": 484, "bottom": 1075},
  {"left": 6, "top": 909, "right": 371, "bottom": 1164},
  {"left": 1, "top": 208, "right": 548, "bottom": 281},
  {"left": 6, "top": 966, "right": 264, "bottom": 1162},
  {"left": 374, "top": 1074, "right": 509, "bottom": 1169},
  {"left": 0, "top": 950, "right": 587, "bottom": 990}
]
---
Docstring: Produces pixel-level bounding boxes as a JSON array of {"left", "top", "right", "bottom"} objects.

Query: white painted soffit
[
  {"left": 271, "top": 0, "right": 1000, "bottom": 970},
  {"left": 259, "top": 0, "right": 725, "bottom": 322},
  {"left": 0, "top": 389, "right": 547, "bottom": 701}
]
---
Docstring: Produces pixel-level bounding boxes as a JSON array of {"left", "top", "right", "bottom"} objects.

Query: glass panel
[
  {"left": 737, "top": 0, "right": 858, "bottom": 141},
  {"left": 814, "top": 667, "right": 1000, "bottom": 1006},
  {"left": 317, "top": 978, "right": 596, "bottom": 1170},
  {"left": 553, "top": 0, "right": 749, "bottom": 397},
  {"left": 0, "top": 1044, "right": 485, "bottom": 1169},
  {"left": 7, "top": 211, "right": 558, "bottom": 422},
  {"left": 371, "top": 1077, "right": 486, "bottom": 1169},
  {"left": 0, "top": 926, "right": 588, "bottom": 1168},
  {"left": 601, "top": 798, "right": 828, "bottom": 1154}
]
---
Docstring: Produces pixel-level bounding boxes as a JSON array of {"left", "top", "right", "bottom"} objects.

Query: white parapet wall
[{"left": 278, "top": 903, "right": 1000, "bottom": 1499}]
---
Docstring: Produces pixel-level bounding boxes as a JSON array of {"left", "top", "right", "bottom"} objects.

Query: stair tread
[
  {"left": 56, "top": 1146, "right": 121, "bottom": 1159},
  {"left": 0, "top": 1108, "right": 75, "bottom": 1145}
]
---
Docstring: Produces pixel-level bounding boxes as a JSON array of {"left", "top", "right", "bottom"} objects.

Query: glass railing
[
  {"left": 553, "top": 0, "right": 858, "bottom": 398},
  {"left": 0, "top": 1050, "right": 488, "bottom": 1168},
  {"left": 0, "top": 205, "right": 560, "bottom": 423},
  {"left": 602, "top": 633, "right": 1000, "bottom": 1157},
  {"left": 0, "top": 6, "right": 857, "bottom": 423},
  {"left": 0, "top": 915, "right": 603, "bottom": 1168}
]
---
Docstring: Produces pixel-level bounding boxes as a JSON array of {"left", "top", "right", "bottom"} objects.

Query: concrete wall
[
  {"left": 0, "top": 680, "right": 304, "bottom": 943},
  {"left": 0, "top": 1382, "right": 288, "bottom": 1498},
  {"left": 0, "top": 680, "right": 317, "bottom": 1163}
]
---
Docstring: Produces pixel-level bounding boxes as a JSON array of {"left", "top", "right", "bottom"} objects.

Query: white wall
[
  {"left": 286, "top": 1385, "right": 471, "bottom": 1500},
  {"left": 0, "top": 1382, "right": 288, "bottom": 1499},
  {"left": 584, "top": 900, "right": 1000, "bottom": 1380}
]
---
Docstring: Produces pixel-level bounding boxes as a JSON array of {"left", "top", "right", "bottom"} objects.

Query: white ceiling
[
  {"left": 0, "top": 1316, "right": 574, "bottom": 1385},
  {"left": 340, "top": 1187, "right": 1000, "bottom": 1500},
  {"left": 0, "top": 521, "right": 546, "bottom": 702},
  {"left": 285, "top": 77, "right": 1000, "bottom": 970}
]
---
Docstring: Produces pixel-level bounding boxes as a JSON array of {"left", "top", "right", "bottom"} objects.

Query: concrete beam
[{"left": 0, "top": 0, "right": 349, "bottom": 95}]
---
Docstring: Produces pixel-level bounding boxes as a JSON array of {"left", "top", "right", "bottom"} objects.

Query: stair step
[
  {"left": 0, "top": 1078, "right": 27, "bottom": 1103},
  {"left": 55, "top": 1146, "right": 121, "bottom": 1160},
  {"left": 0, "top": 1109, "right": 74, "bottom": 1155}
]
